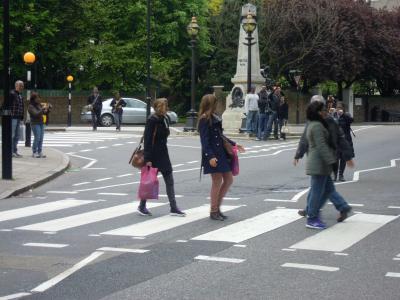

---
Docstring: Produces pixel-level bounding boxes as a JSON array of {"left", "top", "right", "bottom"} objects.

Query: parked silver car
[{"left": 81, "top": 98, "right": 178, "bottom": 126}]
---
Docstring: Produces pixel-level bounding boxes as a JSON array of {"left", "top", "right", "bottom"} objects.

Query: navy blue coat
[
  {"left": 143, "top": 114, "right": 172, "bottom": 173},
  {"left": 198, "top": 115, "right": 235, "bottom": 174}
]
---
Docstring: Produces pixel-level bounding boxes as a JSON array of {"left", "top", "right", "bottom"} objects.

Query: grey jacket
[
  {"left": 294, "top": 116, "right": 353, "bottom": 161},
  {"left": 306, "top": 121, "right": 337, "bottom": 176}
]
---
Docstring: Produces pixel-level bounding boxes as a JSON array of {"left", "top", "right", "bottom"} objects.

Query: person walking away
[
  {"left": 198, "top": 94, "right": 245, "bottom": 221},
  {"left": 87, "top": 87, "right": 103, "bottom": 130},
  {"left": 244, "top": 86, "right": 259, "bottom": 135},
  {"left": 138, "top": 98, "right": 185, "bottom": 217},
  {"left": 265, "top": 86, "right": 280, "bottom": 140},
  {"left": 256, "top": 86, "right": 269, "bottom": 141},
  {"left": 10, "top": 80, "right": 25, "bottom": 158},
  {"left": 335, "top": 106, "right": 354, "bottom": 181},
  {"left": 278, "top": 96, "right": 289, "bottom": 140},
  {"left": 28, "top": 92, "right": 47, "bottom": 158},
  {"left": 110, "top": 92, "right": 126, "bottom": 131}
]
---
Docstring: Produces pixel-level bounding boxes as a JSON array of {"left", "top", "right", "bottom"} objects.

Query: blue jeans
[
  {"left": 266, "top": 111, "right": 278, "bottom": 138},
  {"left": 31, "top": 124, "right": 44, "bottom": 154},
  {"left": 11, "top": 119, "right": 21, "bottom": 154},
  {"left": 246, "top": 110, "right": 258, "bottom": 134},
  {"left": 257, "top": 113, "right": 268, "bottom": 140},
  {"left": 306, "top": 175, "right": 335, "bottom": 219},
  {"left": 114, "top": 112, "right": 123, "bottom": 129}
]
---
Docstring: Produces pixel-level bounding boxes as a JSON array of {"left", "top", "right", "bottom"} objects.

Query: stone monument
[{"left": 222, "top": 3, "right": 265, "bottom": 133}]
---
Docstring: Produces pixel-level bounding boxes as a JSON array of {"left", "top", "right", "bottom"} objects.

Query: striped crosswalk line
[
  {"left": 101, "top": 205, "right": 242, "bottom": 237},
  {"left": 0, "top": 199, "right": 97, "bottom": 222},
  {"left": 192, "top": 208, "right": 302, "bottom": 243},
  {"left": 290, "top": 213, "right": 398, "bottom": 252},
  {"left": 16, "top": 202, "right": 166, "bottom": 232}
]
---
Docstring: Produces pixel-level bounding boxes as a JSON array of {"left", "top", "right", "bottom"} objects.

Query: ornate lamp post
[
  {"left": 242, "top": 13, "right": 257, "bottom": 93},
  {"left": 184, "top": 16, "right": 200, "bottom": 132},
  {"left": 23, "top": 51, "right": 36, "bottom": 147},
  {"left": 289, "top": 69, "right": 302, "bottom": 124},
  {"left": 66, "top": 75, "right": 74, "bottom": 127}
]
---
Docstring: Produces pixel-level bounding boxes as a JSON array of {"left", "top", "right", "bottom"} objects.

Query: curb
[{"left": 0, "top": 148, "right": 70, "bottom": 199}]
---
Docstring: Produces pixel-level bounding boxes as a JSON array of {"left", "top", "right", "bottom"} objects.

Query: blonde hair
[
  {"left": 198, "top": 94, "right": 217, "bottom": 125},
  {"left": 153, "top": 98, "right": 168, "bottom": 115}
]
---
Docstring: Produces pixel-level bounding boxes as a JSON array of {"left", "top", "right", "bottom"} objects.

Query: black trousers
[
  {"left": 140, "top": 170, "right": 177, "bottom": 209},
  {"left": 91, "top": 109, "right": 101, "bottom": 129},
  {"left": 333, "top": 157, "right": 346, "bottom": 178}
]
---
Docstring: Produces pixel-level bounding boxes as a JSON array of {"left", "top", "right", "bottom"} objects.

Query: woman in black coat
[
  {"left": 198, "top": 94, "right": 245, "bottom": 221},
  {"left": 335, "top": 106, "right": 354, "bottom": 181},
  {"left": 138, "top": 98, "right": 185, "bottom": 217}
]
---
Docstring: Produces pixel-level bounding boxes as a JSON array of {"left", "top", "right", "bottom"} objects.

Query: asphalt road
[{"left": 0, "top": 125, "right": 399, "bottom": 300}]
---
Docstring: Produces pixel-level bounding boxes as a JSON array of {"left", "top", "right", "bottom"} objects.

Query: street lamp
[
  {"left": 23, "top": 51, "right": 36, "bottom": 147},
  {"left": 289, "top": 69, "right": 302, "bottom": 124},
  {"left": 146, "top": 0, "right": 151, "bottom": 119},
  {"left": 242, "top": 13, "right": 257, "bottom": 93},
  {"left": 184, "top": 16, "right": 200, "bottom": 132},
  {"left": 66, "top": 75, "right": 74, "bottom": 127}
]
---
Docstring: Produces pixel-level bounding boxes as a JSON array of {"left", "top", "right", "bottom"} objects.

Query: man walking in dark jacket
[
  {"left": 10, "top": 80, "right": 25, "bottom": 157},
  {"left": 87, "top": 87, "right": 103, "bottom": 130},
  {"left": 256, "top": 86, "right": 269, "bottom": 141},
  {"left": 265, "top": 86, "right": 280, "bottom": 140},
  {"left": 294, "top": 95, "right": 354, "bottom": 222}
]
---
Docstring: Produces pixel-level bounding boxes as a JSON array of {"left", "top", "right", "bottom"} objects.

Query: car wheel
[{"left": 101, "top": 114, "right": 114, "bottom": 127}]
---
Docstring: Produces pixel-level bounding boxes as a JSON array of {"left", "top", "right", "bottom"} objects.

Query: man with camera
[{"left": 87, "top": 87, "right": 103, "bottom": 130}]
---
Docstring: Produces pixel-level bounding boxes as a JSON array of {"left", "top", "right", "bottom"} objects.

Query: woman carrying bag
[
  {"left": 110, "top": 91, "right": 126, "bottom": 131},
  {"left": 138, "top": 98, "right": 185, "bottom": 217},
  {"left": 28, "top": 92, "right": 48, "bottom": 158},
  {"left": 198, "top": 94, "right": 245, "bottom": 221}
]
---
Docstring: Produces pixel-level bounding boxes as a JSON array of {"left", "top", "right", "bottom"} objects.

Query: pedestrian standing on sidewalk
[
  {"left": 198, "top": 94, "right": 245, "bottom": 221},
  {"left": 294, "top": 95, "right": 353, "bottom": 223},
  {"left": 28, "top": 92, "right": 47, "bottom": 158},
  {"left": 256, "top": 86, "right": 269, "bottom": 141},
  {"left": 138, "top": 98, "right": 185, "bottom": 217},
  {"left": 335, "top": 105, "right": 354, "bottom": 181},
  {"left": 110, "top": 92, "right": 126, "bottom": 131},
  {"left": 265, "top": 86, "right": 280, "bottom": 140},
  {"left": 87, "top": 87, "right": 103, "bottom": 131},
  {"left": 10, "top": 80, "right": 25, "bottom": 158},
  {"left": 244, "top": 86, "right": 259, "bottom": 135},
  {"left": 278, "top": 96, "right": 289, "bottom": 140}
]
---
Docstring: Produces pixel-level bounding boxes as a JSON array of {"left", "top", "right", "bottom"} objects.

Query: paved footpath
[{"left": 0, "top": 147, "right": 70, "bottom": 199}]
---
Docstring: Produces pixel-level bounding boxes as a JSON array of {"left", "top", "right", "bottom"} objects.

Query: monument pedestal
[{"left": 222, "top": 108, "right": 245, "bottom": 133}]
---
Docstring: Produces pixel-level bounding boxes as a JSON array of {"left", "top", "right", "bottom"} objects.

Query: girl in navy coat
[
  {"left": 138, "top": 98, "right": 185, "bottom": 217},
  {"left": 198, "top": 94, "right": 245, "bottom": 221}
]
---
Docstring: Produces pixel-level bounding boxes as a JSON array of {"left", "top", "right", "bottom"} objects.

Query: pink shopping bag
[
  {"left": 138, "top": 166, "right": 159, "bottom": 199},
  {"left": 231, "top": 145, "right": 239, "bottom": 176}
]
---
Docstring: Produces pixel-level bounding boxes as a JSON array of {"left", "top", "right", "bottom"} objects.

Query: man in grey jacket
[{"left": 294, "top": 95, "right": 354, "bottom": 222}]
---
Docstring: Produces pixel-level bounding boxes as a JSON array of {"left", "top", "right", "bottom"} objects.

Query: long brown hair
[
  {"left": 197, "top": 94, "right": 217, "bottom": 126},
  {"left": 153, "top": 98, "right": 168, "bottom": 116}
]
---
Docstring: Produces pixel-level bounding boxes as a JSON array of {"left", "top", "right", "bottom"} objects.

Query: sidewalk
[{"left": 0, "top": 147, "right": 70, "bottom": 199}]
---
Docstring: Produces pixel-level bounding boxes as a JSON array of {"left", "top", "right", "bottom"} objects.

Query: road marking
[
  {"left": 68, "top": 154, "right": 98, "bottom": 169},
  {"left": 0, "top": 199, "right": 96, "bottom": 222},
  {"left": 172, "top": 164, "right": 184, "bottom": 168},
  {"left": 281, "top": 263, "right": 339, "bottom": 272},
  {"left": 16, "top": 202, "right": 167, "bottom": 232},
  {"left": 47, "top": 191, "right": 78, "bottom": 194},
  {"left": 264, "top": 199, "right": 296, "bottom": 203},
  {"left": 328, "top": 203, "right": 364, "bottom": 207},
  {"left": 101, "top": 205, "right": 241, "bottom": 237},
  {"left": 194, "top": 255, "right": 245, "bottom": 264},
  {"left": 207, "top": 197, "right": 240, "bottom": 201},
  {"left": 0, "top": 292, "right": 32, "bottom": 300},
  {"left": 96, "top": 146, "right": 108, "bottom": 149},
  {"left": 97, "top": 247, "right": 149, "bottom": 254},
  {"left": 186, "top": 160, "right": 198, "bottom": 164},
  {"left": 73, "top": 182, "right": 91, "bottom": 186},
  {"left": 392, "top": 258, "right": 400, "bottom": 261},
  {"left": 98, "top": 193, "right": 128, "bottom": 196},
  {"left": 290, "top": 214, "right": 398, "bottom": 252},
  {"left": 43, "top": 232, "right": 57, "bottom": 235},
  {"left": 233, "top": 244, "right": 247, "bottom": 248},
  {"left": 88, "top": 234, "right": 100, "bottom": 237},
  {"left": 112, "top": 144, "right": 124, "bottom": 147},
  {"left": 159, "top": 194, "right": 183, "bottom": 198},
  {"left": 385, "top": 272, "right": 400, "bottom": 278},
  {"left": 23, "top": 243, "right": 69, "bottom": 248},
  {"left": 192, "top": 209, "right": 302, "bottom": 243},
  {"left": 168, "top": 144, "right": 201, "bottom": 149},
  {"left": 176, "top": 240, "right": 188, "bottom": 243},
  {"left": 117, "top": 174, "right": 133, "bottom": 178},
  {"left": 388, "top": 206, "right": 400, "bottom": 209},
  {"left": 95, "top": 177, "right": 113, "bottom": 182},
  {"left": 334, "top": 253, "right": 349, "bottom": 256},
  {"left": 282, "top": 248, "right": 296, "bottom": 252},
  {"left": 80, "top": 149, "right": 93, "bottom": 152},
  {"left": 31, "top": 251, "right": 104, "bottom": 293}
]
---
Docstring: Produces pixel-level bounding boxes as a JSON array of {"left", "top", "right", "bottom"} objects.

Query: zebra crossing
[
  {"left": 1, "top": 198, "right": 398, "bottom": 254},
  {"left": 17, "top": 131, "right": 139, "bottom": 148}
]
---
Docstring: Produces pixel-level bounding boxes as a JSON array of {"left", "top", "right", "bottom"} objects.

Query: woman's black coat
[{"left": 143, "top": 114, "right": 172, "bottom": 173}]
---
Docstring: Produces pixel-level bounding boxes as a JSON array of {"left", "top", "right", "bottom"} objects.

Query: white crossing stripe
[
  {"left": 0, "top": 292, "right": 32, "bottom": 299},
  {"left": 16, "top": 202, "right": 166, "bottom": 232},
  {"left": 101, "top": 205, "right": 241, "bottom": 237},
  {"left": 281, "top": 263, "right": 339, "bottom": 272},
  {"left": 97, "top": 247, "right": 149, "bottom": 253},
  {"left": 192, "top": 208, "right": 302, "bottom": 243},
  {"left": 23, "top": 243, "right": 69, "bottom": 248},
  {"left": 194, "top": 255, "right": 245, "bottom": 264},
  {"left": 290, "top": 214, "right": 398, "bottom": 252},
  {"left": 385, "top": 272, "right": 400, "bottom": 278},
  {"left": 0, "top": 199, "right": 96, "bottom": 222}
]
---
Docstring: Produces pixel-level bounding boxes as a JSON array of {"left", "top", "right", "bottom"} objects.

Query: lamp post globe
[
  {"left": 184, "top": 16, "right": 200, "bottom": 132},
  {"left": 23, "top": 51, "right": 36, "bottom": 147},
  {"left": 66, "top": 75, "right": 74, "bottom": 127}
]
